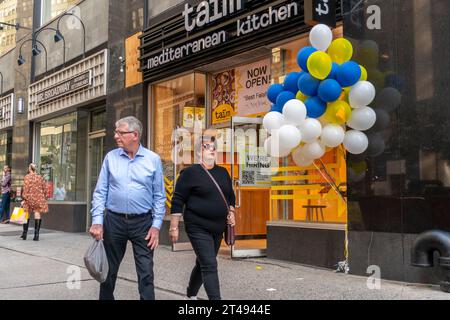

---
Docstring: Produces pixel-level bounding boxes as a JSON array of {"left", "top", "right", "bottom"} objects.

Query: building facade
[{"left": 0, "top": 0, "right": 145, "bottom": 231}]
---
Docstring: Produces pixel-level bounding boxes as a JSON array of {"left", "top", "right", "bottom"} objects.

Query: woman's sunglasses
[{"left": 202, "top": 144, "right": 216, "bottom": 151}]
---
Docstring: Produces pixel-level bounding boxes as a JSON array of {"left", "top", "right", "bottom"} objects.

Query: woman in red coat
[{"left": 21, "top": 163, "right": 49, "bottom": 241}]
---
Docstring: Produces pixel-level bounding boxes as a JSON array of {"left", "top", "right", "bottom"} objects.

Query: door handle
[{"left": 234, "top": 180, "right": 241, "bottom": 208}]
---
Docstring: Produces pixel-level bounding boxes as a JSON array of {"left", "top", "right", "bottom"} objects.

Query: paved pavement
[{"left": 0, "top": 223, "right": 449, "bottom": 300}]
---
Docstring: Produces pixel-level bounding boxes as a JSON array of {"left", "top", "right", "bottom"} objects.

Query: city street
[{"left": 0, "top": 223, "right": 448, "bottom": 300}]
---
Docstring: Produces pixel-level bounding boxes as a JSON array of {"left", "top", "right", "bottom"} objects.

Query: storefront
[
  {"left": 0, "top": 93, "right": 14, "bottom": 169},
  {"left": 140, "top": 1, "right": 347, "bottom": 265},
  {"left": 27, "top": 49, "right": 108, "bottom": 232}
]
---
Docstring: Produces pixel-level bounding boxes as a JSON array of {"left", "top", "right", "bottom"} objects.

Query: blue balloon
[
  {"left": 270, "top": 104, "right": 283, "bottom": 113},
  {"left": 318, "top": 79, "right": 342, "bottom": 102},
  {"left": 276, "top": 91, "right": 296, "bottom": 110},
  {"left": 297, "top": 46, "right": 317, "bottom": 72},
  {"left": 298, "top": 73, "right": 320, "bottom": 97},
  {"left": 283, "top": 72, "right": 303, "bottom": 94},
  {"left": 327, "top": 62, "right": 339, "bottom": 80},
  {"left": 305, "top": 97, "right": 327, "bottom": 118},
  {"left": 267, "top": 84, "right": 284, "bottom": 104},
  {"left": 336, "top": 61, "right": 361, "bottom": 87}
]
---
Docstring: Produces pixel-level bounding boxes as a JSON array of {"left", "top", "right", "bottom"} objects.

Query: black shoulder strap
[{"left": 200, "top": 164, "right": 229, "bottom": 211}]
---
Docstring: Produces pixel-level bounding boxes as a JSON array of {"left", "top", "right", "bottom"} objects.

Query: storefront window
[
  {"left": 269, "top": 27, "right": 347, "bottom": 224},
  {"left": 40, "top": 0, "right": 79, "bottom": 26},
  {"left": 151, "top": 73, "right": 206, "bottom": 213},
  {"left": 146, "top": 0, "right": 183, "bottom": 20},
  {"left": 0, "top": 131, "right": 12, "bottom": 169},
  {"left": 36, "top": 111, "right": 88, "bottom": 201},
  {"left": 90, "top": 109, "right": 106, "bottom": 132}
]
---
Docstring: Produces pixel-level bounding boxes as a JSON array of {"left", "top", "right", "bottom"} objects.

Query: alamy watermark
[
  {"left": 66, "top": 265, "right": 82, "bottom": 290},
  {"left": 366, "top": 265, "right": 381, "bottom": 290}
]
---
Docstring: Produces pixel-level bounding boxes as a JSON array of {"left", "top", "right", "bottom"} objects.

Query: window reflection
[
  {"left": 37, "top": 112, "right": 79, "bottom": 201},
  {"left": 0, "top": 0, "right": 18, "bottom": 55},
  {"left": 147, "top": 0, "right": 183, "bottom": 20},
  {"left": 151, "top": 73, "right": 206, "bottom": 213},
  {"left": 270, "top": 27, "right": 347, "bottom": 224},
  {"left": 0, "top": 131, "right": 12, "bottom": 169},
  {"left": 40, "top": 0, "right": 79, "bottom": 26}
]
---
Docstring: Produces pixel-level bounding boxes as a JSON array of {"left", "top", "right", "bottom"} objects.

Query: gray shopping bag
[{"left": 84, "top": 240, "right": 109, "bottom": 283}]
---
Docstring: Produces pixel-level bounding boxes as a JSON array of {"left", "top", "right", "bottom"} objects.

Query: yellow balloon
[
  {"left": 328, "top": 38, "right": 353, "bottom": 64},
  {"left": 360, "top": 65, "right": 368, "bottom": 81},
  {"left": 324, "top": 100, "right": 352, "bottom": 125},
  {"left": 307, "top": 51, "right": 332, "bottom": 80},
  {"left": 296, "top": 91, "right": 308, "bottom": 102}
]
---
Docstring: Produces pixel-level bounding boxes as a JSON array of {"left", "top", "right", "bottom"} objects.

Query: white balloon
[
  {"left": 309, "top": 24, "right": 333, "bottom": 51},
  {"left": 349, "top": 81, "right": 376, "bottom": 108},
  {"left": 321, "top": 124, "right": 345, "bottom": 147},
  {"left": 263, "top": 112, "right": 285, "bottom": 131},
  {"left": 299, "top": 118, "right": 322, "bottom": 143},
  {"left": 343, "top": 130, "right": 369, "bottom": 155},
  {"left": 347, "top": 106, "right": 377, "bottom": 131},
  {"left": 282, "top": 99, "right": 307, "bottom": 125},
  {"left": 303, "top": 140, "right": 326, "bottom": 160},
  {"left": 376, "top": 87, "right": 401, "bottom": 112},
  {"left": 278, "top": 125, "right": 302, "bottom": 150},
  {"left": 264, "top": 137, "right": 291, "bottom": 158},
  {"left": 292, "top": 148, "right": 313, "bottom": 167}
]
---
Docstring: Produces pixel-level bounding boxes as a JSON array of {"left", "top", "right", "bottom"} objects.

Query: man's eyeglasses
[
  {"left": 114, "top": 130, "right": 135, "bottom": 137},
  {"left": 202, "top": 144, "right": 216, "bottom": 151}
]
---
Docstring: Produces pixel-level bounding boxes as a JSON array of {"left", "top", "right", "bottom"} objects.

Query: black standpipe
[{"left": 411, "top": 230, "right": 450, "bottom": 293}]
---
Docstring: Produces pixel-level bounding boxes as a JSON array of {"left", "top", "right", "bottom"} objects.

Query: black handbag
[{"left": 200, "top": 165, "right": 235, "bottom": 246}]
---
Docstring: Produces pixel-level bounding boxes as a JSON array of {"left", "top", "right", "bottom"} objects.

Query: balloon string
[
  {"left": 313, "top": 160, "right": 347, "bottom": 204},
  {"left": 318, "top": 158, "right": 346, "bottom": 203}
]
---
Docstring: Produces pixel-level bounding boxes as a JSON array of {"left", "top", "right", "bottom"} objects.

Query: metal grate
[{"left": 0, "top": 93, "right": 14, "bottom": 130}]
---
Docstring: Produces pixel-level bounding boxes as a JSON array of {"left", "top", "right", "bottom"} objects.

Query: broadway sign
[{"left": 36, "top": 70, "right": 92, "bottom": 105}]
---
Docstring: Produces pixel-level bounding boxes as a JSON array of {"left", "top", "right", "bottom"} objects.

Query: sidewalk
[{"left": 0, "top": 223, "right": 449, "bottom": 300}]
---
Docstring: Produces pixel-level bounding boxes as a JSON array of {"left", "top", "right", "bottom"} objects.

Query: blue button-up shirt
[{"left": 91, "top": 145, "right": 166, "bottom": 229}]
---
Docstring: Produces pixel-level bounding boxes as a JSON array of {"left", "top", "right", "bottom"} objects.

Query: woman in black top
[{"left": 170, "top": 135, "right": 236, "bottom": 300}]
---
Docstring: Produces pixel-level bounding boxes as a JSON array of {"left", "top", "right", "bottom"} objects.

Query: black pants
[
  {"left": 100, "top": 211, "right": 155, "bottom": 300},
  {"left": 186, "top": 225, "right": 223, "bottom": 300}
]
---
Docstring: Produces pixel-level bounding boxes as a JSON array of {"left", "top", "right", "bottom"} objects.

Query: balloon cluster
[{"left": 263, "top": 24, "right": 377, "bottom": 167}]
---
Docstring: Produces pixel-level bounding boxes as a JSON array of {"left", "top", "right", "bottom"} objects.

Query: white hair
[{"left": 115, "top": 116, "right": 143, "bottom": 139}]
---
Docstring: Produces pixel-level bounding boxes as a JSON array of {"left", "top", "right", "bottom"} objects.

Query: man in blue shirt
[{"left": 90, "top": 116, "right": 166, "bottom": 300}]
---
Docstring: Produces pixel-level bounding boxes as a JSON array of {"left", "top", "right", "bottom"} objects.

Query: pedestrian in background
[
  {"left": 0, "top": 165, "right": 12, "bottom": 224},
  {"left": 89, "top": 116, "right": 166, "bottom": 300},
  {"left": 169, "top": 135, "right": 236, "bottom": 300},
  {"left": 21, "top": 163, "right": 48, "bottom": 241}
]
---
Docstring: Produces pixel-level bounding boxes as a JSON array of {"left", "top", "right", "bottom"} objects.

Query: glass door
[
  {"left": 231, "top": 116, "right": 271, "bottom": 258},
  {"left": 151, "top": 73, "right": 206, "bottom": 251},
  {"left": 86, "top": 130, "right": 106, "bottom": 231}
]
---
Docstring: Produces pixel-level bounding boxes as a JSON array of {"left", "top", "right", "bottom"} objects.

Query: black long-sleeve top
[{"left": 171, "top": 164, "right": 236, "bottom": 234}]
